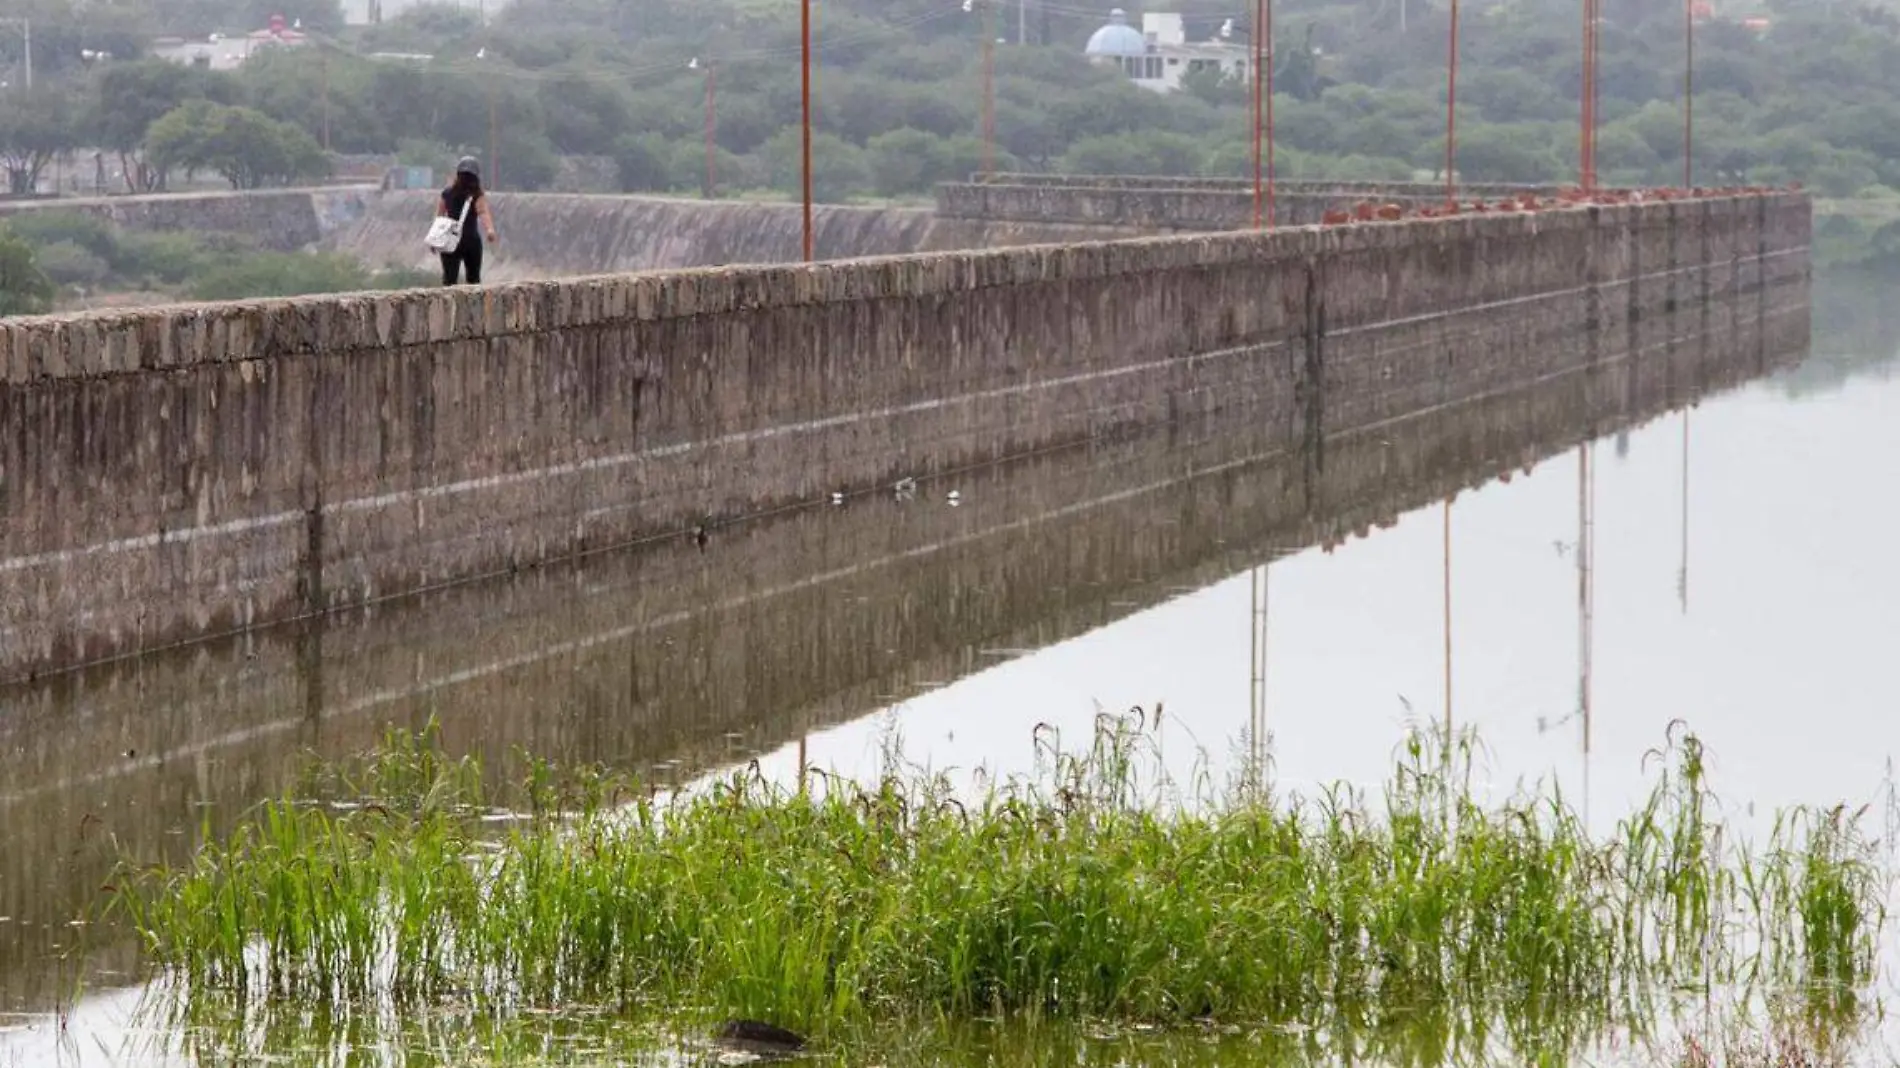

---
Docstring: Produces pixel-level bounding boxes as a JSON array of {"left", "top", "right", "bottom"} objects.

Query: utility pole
[
  {"left": 982, "top": 4, "right": 995, "bottom": 176},
  {"left": 691, "top": 57, "right": 716, "bottom": 198},
  {"left": 1018, "top": 0, "right": 1027, "bottom": 45},
  {"left": 320, "top": 47, "right": 332, "bottom": 151},
  {"left": 1, "top": 18, "right": 30, "bottom": 90},
  {"left": 800, "top": 0, "right": 813, "bottom": 260},
  {"left": 1684, "top": 0, "right": 1695, "bottom": 187}
]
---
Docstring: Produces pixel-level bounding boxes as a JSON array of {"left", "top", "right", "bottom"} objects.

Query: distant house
[
  {"left": 340, "top": 0, "right": 502, "bottom": 26},
  {"left": 1084, "top": 8, "right": 1252, "bottom": 94},
  {"left": 150, "top": 14, "right": 308, "bottom": 71}
]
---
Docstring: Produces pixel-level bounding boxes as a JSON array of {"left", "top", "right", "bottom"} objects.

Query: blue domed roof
[{"left": 1085, "top": 8, "right": 1147, "bottom": 57}]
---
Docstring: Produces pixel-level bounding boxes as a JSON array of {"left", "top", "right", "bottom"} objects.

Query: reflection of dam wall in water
[
  {"left": 0, "top": 194, "right": 1810, "bottom": 682},
  {"left": 0, "top": 267, "right": 1812, "bottom": 1012}
]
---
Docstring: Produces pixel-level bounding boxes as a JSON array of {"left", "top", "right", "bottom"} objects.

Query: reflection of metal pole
[
  {"left": 1248, "top": 565, "right": 1270, "bottom": 782},
  {"left": 1679, "top": 411, "right": 1690, "bottom": 612},
  {"left": 1442, "top": 501, "right": 1453, "bottom": 741},
  {"left": 1578, "top": 444, "right": 1594, "bottom": 755}
]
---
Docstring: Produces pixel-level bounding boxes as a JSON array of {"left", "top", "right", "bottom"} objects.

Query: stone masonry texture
[
  {"left": 0, "top": 253, "right": 1811, "bottom": 1010},
  {"left": 0, "top": 194, "right": 1811, "bottom": 681},
  {"left": 938, "top": 177, "right": 1577, "bottom": 230}
]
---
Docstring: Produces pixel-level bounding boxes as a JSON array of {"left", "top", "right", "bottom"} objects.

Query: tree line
[{"left": 0, "top": 0, "right": 1896, "bottom": 202}]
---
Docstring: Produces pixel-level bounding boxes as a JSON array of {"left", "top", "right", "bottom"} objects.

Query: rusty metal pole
[
  {"left": 1264, "top": 0, "right": 1274, "bottom": 226},
  {"left": 705, "top": 60, "right": 717, "bottom": 198},
  {"left": 981, "top": 2, "right": 996, "bottom": 177},
  {"left": 801, "top": 0, "right": 815, "bottom": 260},
  {"left": 1445, "top": 0, "right": 1459, "bottom": 203},
  {"left": 1251, "top": 0, "right": 1262, "bottom": 228},
  {"left": 1684, "top": 0, "right": 1695, "bottom": 187}
]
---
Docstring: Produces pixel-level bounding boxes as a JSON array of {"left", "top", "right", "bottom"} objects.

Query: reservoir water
[{"left": 2, "top": 268, "right": 1895, "bottom": 1066}]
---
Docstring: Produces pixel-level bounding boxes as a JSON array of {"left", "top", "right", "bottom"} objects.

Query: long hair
[{"left": 452, "top": 169, "right": 483, "bottom": 200}]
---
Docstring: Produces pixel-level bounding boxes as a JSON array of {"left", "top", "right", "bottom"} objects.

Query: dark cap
[{"left": 455, "top": 156, "right": 480, "bottom": 177}]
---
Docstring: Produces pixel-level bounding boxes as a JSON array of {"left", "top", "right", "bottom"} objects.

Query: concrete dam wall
[
  {"left": 0, "top": 193, "right": 1810, "bottom": 680},
  {"left": 0, "top": 187, "right": 1141, "bottom": 276},
  {"left": 0, "top": 187, "right": 379, "bottom": 253},
  {"left": 936, "top": 176, "right": 1578, "bottom": 231},
  {"left": 325, "top": 191, "right": 1146, "bottom": 279},
  {"left": 0, "top": 270, "right": 1810, "bottom": 1012}
]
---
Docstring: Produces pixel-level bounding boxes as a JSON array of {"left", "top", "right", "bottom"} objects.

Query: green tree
[
  {"left": 89, "top": 59, "right": 240, "bottom": 191},
  {"left": 867, "top": 128, "right": 1007, "bottom": 196},
  {"left": 1179, "top": 64, "right": 1249, "bottom": 109},
  {"left": 146, "top": 102, "right": 332, "bottom": 189},
  {"left": 0, "top": 230, "right": 54, "bottom": 317},
  {"left": 764, "top": 129, "right": 871, "bottom": 202},
  {"left": 0, "top": 89, "right": 79, "bottom": 196},
  {"left": 1450, "top": 124, "right": 1564, "bottom": 183},
  {"left": 234, "top": 48, "right": 392, "bottom": 154},
  {"left": 187, "top": 251, "right": 373, "bottom": 300},
  {"left": 614, "top": 132, "right": 677, "bottom": 192},
  {"left": 1058, "top": 131, "right": 1206, "bottom": 177},
  {"left": 538, "top": 69, "right": 637, "bottom": 154}
]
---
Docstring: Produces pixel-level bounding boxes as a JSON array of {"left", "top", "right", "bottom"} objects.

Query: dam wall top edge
[{"left": 0, "top": 192, "right": 1807, "bottom": 383}]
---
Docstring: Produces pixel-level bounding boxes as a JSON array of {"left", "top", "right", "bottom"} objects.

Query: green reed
[{"left": 113, "top": 713, "right": 1888, "bottom": 1046}]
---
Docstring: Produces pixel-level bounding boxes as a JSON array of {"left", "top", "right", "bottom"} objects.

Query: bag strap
[{"left": 457, "top": 194, "right": 472, "bottom": 226}]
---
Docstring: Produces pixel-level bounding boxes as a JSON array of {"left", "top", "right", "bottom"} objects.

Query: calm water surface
[{"left": 2, "top": 272, "right": 1896, "bottom": 1066}]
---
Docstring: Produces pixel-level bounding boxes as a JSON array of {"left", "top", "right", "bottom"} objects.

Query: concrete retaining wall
[
  {"left": 0, "top": 194, "right": 1811, "bottom": 680},
  {"left": 0, "top": 185, "right": 1145, "bottom": 277},
  {"left": 967, "top": 172, "right": 1556, "bottom": 197},
  {"left": 0, "top": 262, "right": 1811, "bottom": 1010},
  {"left": 0, "top": 187, "right": 378, "bottom": 253},
  {"left": 327, "top": 191, "right": 1147, "bottom": 279},
  {"left": 936, "top": 178, "right": 1584, "bottom": 230}
]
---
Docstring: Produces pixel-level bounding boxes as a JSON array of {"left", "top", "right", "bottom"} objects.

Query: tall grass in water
[{"left": 115, "top": 714, "right": 1887, "bottom": 1049}]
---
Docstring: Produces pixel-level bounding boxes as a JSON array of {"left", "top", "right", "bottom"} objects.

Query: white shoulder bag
[{"left": 425, "top": 194, "right": 472, "bottom": 254}]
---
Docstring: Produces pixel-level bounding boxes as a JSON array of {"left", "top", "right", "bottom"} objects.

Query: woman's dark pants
[{"left": 440, "top": 243, "right": 483, "bottom": 285}]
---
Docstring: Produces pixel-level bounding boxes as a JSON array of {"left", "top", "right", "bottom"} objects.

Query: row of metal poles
[{"left": 776, "top": 0, "right": 1703, "bottom": 259}]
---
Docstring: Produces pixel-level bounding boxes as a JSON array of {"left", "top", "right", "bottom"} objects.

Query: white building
[
  {"left": 1084, "top": 8, "right": 1252, "bottom": 94},
  {"left": 149, "top": 15, "right": 308, "bottom": 71},
  {"left": 340, "top": 0, "right": 503, "bottom": 26}
]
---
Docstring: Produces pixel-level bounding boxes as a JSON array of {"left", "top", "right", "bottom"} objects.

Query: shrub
[
  {"left": 3, "top": 210, "right": 119, "bottom": 261},
  {"left": 30, "top": 240, "right": 112, "bottom": 288},
  {"left": 111, "top": 232, "right": 214, "bottom": 286},
  {"left": 186, "top": 251, "right": 375, "bottom": 301}
]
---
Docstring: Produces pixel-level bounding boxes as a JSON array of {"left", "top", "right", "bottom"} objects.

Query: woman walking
[{"left": 437, "top": 156, "right": 498, "bottom": 285}]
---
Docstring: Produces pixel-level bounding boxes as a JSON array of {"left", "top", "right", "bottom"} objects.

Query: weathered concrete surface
[
  {"left": 0, "top": 187, "right": 377, "bottom": 252},
  {"left": 0, "top": 186, "right": 1140, "bottom": 275},
  {"left": 936, "top": 176, "right": 1577, "bottom": 230},
  {"left": 0, "top": 194, "right": 1810, "bottom": 682},
  {"left": 0, "top": 259, "right": 1812, "bottom": 1009},
  {"left": 327, "top": 191, "right": 1147, "bottom": 279},
  {"left": 967, "top": 172, "right": 1554, "bottom": 196}
]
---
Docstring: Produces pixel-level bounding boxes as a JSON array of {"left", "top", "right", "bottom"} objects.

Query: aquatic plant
[{"left": 113, "top": 714, "right": 1888, "bottom": 1053}]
